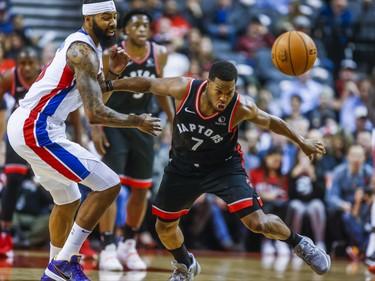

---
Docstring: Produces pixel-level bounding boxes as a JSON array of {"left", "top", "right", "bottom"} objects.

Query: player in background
[
  {"left": 0, "top": 47, "right": 41, "bottom": 257},
  {"left": 91, "top": 9, "right": 174, "bottom": 271}
]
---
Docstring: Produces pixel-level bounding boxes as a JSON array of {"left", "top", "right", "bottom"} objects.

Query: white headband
[{"left": 82, "top": 1, "right": 116, "bottom": 16}]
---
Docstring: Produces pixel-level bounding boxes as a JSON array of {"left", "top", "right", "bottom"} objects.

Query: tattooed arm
[{"left": 66, "top": 42, "right": 161, "bottom": 135}]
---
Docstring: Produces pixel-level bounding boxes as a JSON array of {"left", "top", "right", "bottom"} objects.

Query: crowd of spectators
[{"left": 1, "top": 0, "right": 375, "bottom": 264}]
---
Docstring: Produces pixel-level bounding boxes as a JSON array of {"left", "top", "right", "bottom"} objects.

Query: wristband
[
  {"left": 105, "top": 80, "right": 113, "bottom": 92},
  {"left": 109, "top": 69, "right": 120, "bottom": 78}
]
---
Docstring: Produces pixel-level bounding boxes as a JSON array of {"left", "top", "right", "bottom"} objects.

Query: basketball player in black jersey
[
  {"left": 103, "top": 60, "right": 331, "bottom": 280},
  {"left": 0, "top": 47, "right": 41, "bottom": 256},
  {"left": 91, "top": 9, "right": 174, "bottom": 271}
]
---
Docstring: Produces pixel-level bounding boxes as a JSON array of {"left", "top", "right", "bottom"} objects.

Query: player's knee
[{"left": 155, "top": 219, "right": 177, "bottom": 237}]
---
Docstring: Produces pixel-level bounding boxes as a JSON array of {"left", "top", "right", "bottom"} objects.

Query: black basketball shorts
[{"left": 152, "top": 155, "right": 263, "bottom": 220}]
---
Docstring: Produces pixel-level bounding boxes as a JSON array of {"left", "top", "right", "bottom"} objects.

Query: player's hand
[
  {"left": 137, "top": 113, "right": 162, "bottom": 137},
  {"left": 108, "top": 45, "right": 130, "bottom": 76},
  {"left": 91, "top": 125, "right": 110, "bottom": 155},
  {"left": 300, "top": 138, "right": 326, "bottom": 162}
]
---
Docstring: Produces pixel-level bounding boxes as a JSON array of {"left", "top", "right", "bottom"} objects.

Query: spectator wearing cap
[
  {"left": 334, "top": 59, "right": 358, "bottom": 101},
  {"left": 353, "top": 106, "right": 372, "bottom": 138}
]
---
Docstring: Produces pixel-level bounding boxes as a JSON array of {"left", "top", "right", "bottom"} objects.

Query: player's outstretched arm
[
  {"left": 237, "top": 96, "right": 325, "bottom": 161},
  {"left": 66, "top": 42, "right": 161, "bottom": 136},
  {"left": 109, "top": 76, "right": 191, "bottom": 101}
]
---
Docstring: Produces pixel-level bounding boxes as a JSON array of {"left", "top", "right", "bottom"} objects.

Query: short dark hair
[
  {"left": 208, "top": 61, "right": 238, "bottom": 82},
  {"left": 18, "top": 47, "right": 39, "bottom": 59},
  {"left": 121, "top": 9, "right": 152, "bottom": 28}
]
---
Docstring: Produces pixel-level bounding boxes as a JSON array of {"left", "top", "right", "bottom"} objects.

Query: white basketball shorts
[{"left": 7, "top": 107, "right": 120, "bottom": 205}]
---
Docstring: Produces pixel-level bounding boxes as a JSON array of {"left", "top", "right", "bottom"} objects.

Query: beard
[{"left": 92, "top": 19, "right": 116, "bottom": 49}]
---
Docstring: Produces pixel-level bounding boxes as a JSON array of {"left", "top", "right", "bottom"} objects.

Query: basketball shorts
[
  {"left": 152, "top": 155, "right": 263, "bottom": 220},
  {"left": 103, "top": 126, "right": 154, "bottom": 188},
  {"left": 7, "top": 107, "right": 120, "bottom": 205}
]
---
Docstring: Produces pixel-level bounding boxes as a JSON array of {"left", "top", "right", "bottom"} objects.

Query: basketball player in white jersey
[{"left": 6, "top": 1, "right": 162, "bottom": 280}]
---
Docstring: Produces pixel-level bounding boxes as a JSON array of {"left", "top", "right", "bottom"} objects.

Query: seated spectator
[
  {"left": 154, "top": 0, "right": 191, "bottom": 42},
  {"left": 235, "top": 16, "right": 275, "bottom": 67},
  {"left": 306, "top": 85, "right": 337, "bottom": 130},
  {"left": 325, "top": 144, "right": 373, "bottom": 256},
  {"left": 356, "top": 130, "right": 373, "bottom": 167},
  {"left": 0, "top": 1, "right": 12, "bottom": 35},
  {"left": 313, "top": 0, "right": 355, "bottom": 77},
  {"left": 203, "top": 0, "right": 246, "bottom": 49},
  {"left": 12, "top": 177, "right": 53, "bottom": 248},
  {"left": 242, "top": 127, "right": 261, "bottom": 174},
  {"left": 286, "top": 148, "right": 327, "bottom": 252},
  {"left": 249, "top": 146, "right": 290, "bottom": 256},
  {"left": 283, "top": 94, "right": 311, "bottom": 130},
  {"left": 352, "top": 106, "right": 372, "bottom": 137},
  {"left": 279, "top": 71, "right": 323, "bottom": 116},
  {"left": 342, "top": 185, "right": 373, "bottom": 261}
]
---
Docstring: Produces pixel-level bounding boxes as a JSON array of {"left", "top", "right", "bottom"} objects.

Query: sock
[
  {"left": 169, "top": 244, "right": 191, "bottom": 267},
  {"left": 101, "top": 232, "right": 115, "bottom": 249},
  {"left": 123, "top": 224, "right": 137, "bottom": 240},
  {"left": 281, "top": 230, "right": 302, "bottom": 248},
  {"left": 56, "top": 222, "right": 91, "bottom": 261},
  {"left": 50, "top": 243, "right": 62, "bottom": 261}
]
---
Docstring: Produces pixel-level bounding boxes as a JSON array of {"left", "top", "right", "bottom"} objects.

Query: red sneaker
[
  {"left": 0, "top": 232, "right": 14, "bottom": 258},
  {"left": 79, "top": 239, "right": 97, "bottom": 260}
]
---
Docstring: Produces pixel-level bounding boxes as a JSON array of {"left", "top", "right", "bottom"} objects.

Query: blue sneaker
[{"left": 41, "top": 255, "right": 90, "bottom": 281}]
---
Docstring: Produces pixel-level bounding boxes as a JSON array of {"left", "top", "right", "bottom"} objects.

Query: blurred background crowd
[{"left": 0, "top": 0, "right": 375, "bottom": 264}]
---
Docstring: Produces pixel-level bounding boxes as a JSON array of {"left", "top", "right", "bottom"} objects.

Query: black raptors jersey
[
  {"left": 106, "top": 41, "right": 159, "bottom": 114},
  {"left": 171, "top": 79, "right": 240, "bottom": 171},
  {"left": 10, "top": 67, "right": 30, "bottom": 111}
]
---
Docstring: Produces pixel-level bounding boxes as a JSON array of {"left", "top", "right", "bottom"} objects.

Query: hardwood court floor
[{"left": 0, "top": 249, "right": 374, "bottom": 281}]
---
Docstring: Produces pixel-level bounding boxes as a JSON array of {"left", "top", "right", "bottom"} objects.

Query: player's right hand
[
  {"left": 91, "top": 125, "right": 109, "bottom": 155},
  {"left": 137, "top": 113, "right": 162, "bottom": 137}
]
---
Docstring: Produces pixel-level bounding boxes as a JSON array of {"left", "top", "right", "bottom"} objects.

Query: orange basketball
[{"left": 271, "top": 31, "right": 317, "bottom": 76}]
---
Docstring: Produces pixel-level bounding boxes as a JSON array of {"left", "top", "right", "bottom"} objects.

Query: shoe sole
[{"left": 44, "top": 268, "right": 68, "bottom": 281}]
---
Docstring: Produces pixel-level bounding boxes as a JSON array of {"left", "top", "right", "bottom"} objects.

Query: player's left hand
[
  {"left": 108, "top": 45, "right": 130, "bottom": 76},
  {"left": 300, "top": 138, "right": 326, "bottom": 162}
]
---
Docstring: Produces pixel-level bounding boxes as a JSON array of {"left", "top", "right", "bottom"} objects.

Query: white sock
[
  {"left": 56, "top": 222, "right": 91, "bottom": 261},
  {"left": 50, "top": 243, "right": 62, "bottom": 261}
]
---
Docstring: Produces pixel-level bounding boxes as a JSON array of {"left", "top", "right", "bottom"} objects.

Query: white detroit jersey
[
  {"left": 7, "top": 30, "right": 119, "bottom": 205},
  {"left": 19, "top": 29, "right": 103, "bottom": 122}
]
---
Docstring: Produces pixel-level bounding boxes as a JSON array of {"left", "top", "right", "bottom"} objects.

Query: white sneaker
[
  {"left": 117, "top": 239, "right": 147, "bottom": 270},
  {"left": 261, "top": 239, "right": 276, "bottom": 256},
  {"left": 275, "top": 240, "right": 290, "bottom": 256},
  {"left": 99, "top": 244, "right": 124, "bottom": 271}
]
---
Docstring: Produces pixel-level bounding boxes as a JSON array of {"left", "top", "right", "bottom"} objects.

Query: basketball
[{"left": 271, "top": 31, "right": 317, "bottom": 76}]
